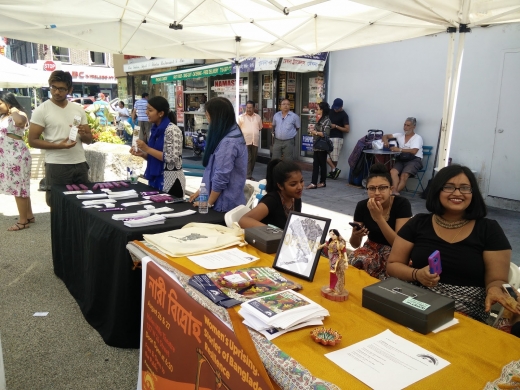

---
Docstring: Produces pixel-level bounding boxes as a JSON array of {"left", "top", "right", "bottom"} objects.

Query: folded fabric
[
  {"left": 112, "top": 211, "right": 151, "bottom": 221},
  {"left": 143, "top": 223, "right": 244, "bottom": 257},
  {"left": 162, "top": 210, "right": 198, "bottom": 218},
  {"left": 124, "top": 214, "right": 166, "bottom": 227}
]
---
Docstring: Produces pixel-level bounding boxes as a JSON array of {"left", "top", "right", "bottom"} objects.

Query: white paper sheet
[
  {"left": 325, "top": 329, "right": 450, "bottom": 390},
  {"left": 187, "top": 248, "right": 259, "bottom": 269}
]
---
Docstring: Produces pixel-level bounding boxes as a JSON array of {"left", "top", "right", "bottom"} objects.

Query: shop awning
[{"left": 151, "top": 62, "right": 232, "bottom": 84}]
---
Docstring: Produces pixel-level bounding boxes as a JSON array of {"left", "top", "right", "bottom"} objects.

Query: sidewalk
[{"left": 0, "top": 151, "right": 518, "bottom": 389}]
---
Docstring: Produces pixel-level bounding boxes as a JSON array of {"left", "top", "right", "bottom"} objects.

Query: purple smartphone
[{"left": 428, "top": 250, "right": 442, "bottom": 275}]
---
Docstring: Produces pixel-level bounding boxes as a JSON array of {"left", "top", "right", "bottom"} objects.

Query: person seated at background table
[
  {"left": 189, "top": 97, "right": 247, "bottom": 212},
  {"left": 382, "top": 117, "right": 423, "bottom": 195},
  {"left": 239, "top": 159, "right": 303, "bottom": 229},
  {"left": 386, "top": 165, "right": 520, "bottom": 324},
  {"left": 348, "top": 164, "right": 412, "bottom": 279},
  {"left": 130, "top": 96, "right": 185, "bottom": 198}
]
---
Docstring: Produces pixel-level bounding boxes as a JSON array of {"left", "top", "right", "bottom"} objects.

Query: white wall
[{"left": 328, "top": 22, "right": 520, "bottom": 205}]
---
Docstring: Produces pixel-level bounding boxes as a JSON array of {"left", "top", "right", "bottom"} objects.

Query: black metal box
[
  {"left": 244, "top": 226, "right": 283, "bottom": 254},
  {"left": 362, "top": 278, "right": 455, "bottom": 334}
]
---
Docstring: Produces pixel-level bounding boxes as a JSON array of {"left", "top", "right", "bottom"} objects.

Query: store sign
[
  {"left": 123, "top": 58, "right": 199, "bottom": 72},
  {"left": 152, "top": 64, "right": 232, "bottom": 84},
  {"left": 34, "top": 60, "right": 116, "bottom": 84},
  {"left": 279, "top": 55, "right": 327, "bottom": 72},
  {"left": 212, "top": 78, "right": 247, "bottom": 92},
  {"left": 231, "top": 58, "right": 278, "bottom": 74}
]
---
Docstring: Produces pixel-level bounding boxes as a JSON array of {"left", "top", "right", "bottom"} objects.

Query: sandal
[
  {"left": 15, "top": 217, "right": 35, "bottom": 223},
  {"left": 307, "top": 184, "right": 317, "bottom": 189},
  {"left": 317, "top": 183, "right": 326, "bottom": 188},
  {"left": 8, "top": 222, "right": 30, "bottom": 231}
]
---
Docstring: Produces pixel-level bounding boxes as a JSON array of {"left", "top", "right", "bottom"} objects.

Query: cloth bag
[
  {"left": 396, "top": 152, "right": 416, "bottom": 162},
  {"left": 143, "top": 222, "right": 244, "bottom": 257}
]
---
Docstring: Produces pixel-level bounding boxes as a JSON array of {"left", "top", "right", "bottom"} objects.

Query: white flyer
[
  {"left": 325, "top": 329, "right": 450, "bottom": 390},
  {"left": 187, "top": 248, "right": 259, "bottom": 270}
]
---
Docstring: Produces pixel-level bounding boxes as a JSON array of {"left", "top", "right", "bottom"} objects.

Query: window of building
[
  {"left": 90, "top": 51, "right": 106, "bottom": 65},
  {"left": 52, "top": 46, "right": 70, "bottom": 62}
]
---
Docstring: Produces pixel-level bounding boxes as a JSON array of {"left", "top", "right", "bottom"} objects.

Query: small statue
[{"left": 318, "top": 229, "right": 349, "bottom": 301}]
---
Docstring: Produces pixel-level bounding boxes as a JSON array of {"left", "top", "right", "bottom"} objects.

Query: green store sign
[{"left": 152, "top": 65, "right": 232, "bottom": 84}]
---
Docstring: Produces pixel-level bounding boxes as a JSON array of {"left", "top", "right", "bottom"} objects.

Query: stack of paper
[
  {"left": 77, "top": 193, "right": 108, "bottom": 199},
  {"left": 123, "top": 214, "right": 166, "bottom": 227},
  {"left": 108, "top": 190, "right": 139, "bottom": 200},
  {"left": 112, "top": 211, "right": 150, "bottom": 221},
  {"left": 239, "top": 290, "right": 329, "bottom": 333}
]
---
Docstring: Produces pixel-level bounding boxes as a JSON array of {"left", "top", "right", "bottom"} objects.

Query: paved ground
[{"left": 0, "top": 150, "right": 519, "bottom": 389}]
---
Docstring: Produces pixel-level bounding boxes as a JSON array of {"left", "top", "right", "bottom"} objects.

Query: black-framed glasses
[
  {"left": 50, "top": 85, "right": 69, "bottom": 93},
  {"left": 442, "top": 185, "right": 472, "bottom": 194},
  {"left": 367, "top": 185, "right": 390, "bottom": 193}
]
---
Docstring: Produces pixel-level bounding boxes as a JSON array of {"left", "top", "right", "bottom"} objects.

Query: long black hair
[
  {"left": 318, "top": 101, "right": 330, "bottom": 118},
  {"left": 328, "top": 229, "right": 344, "bottom": 244},
  {"left": 203, "top": 97, "right": 241, "bottom": 167},
  {"left": 147, "top": 96, "right": 176, "bottom": 124},
  {"left": 0, "top": 92, "right": 25, "bottom": 114},
  {"left": 426, "top": 164, "right": 486, "bottom": 219},
  {"left": 265, "top": 159, "right": 302, "bottom": 193}
]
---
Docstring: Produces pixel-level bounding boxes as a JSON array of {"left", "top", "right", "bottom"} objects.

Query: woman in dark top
[
  {"left": 387, "top": 165, "right": 519, "bottom": 323},
  {"left": 239, "top": 159, "right": 303, "bottom": 229},
  {"left": 307, "top": 101, "right": 331, "bottom": 189},
  {"left": 348, "top": 163, "right": 412, "bottom": 279}
]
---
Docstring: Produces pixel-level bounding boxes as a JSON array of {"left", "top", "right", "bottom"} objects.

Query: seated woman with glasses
[
  {"left": 348, "top": 163, "right": 412, "bottom": 279},
  {"left": 239, "top": 159, "right": 303, "bottom": 230},
  {"left": 387, "top": 165, "right": 519, "bottom": 324}
]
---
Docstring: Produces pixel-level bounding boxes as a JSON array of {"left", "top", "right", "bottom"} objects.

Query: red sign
[
  {"left": 141, "top": 261, "right": 272, "bottom": 390},
  {"left": 43, "top": 61, "right": 56, "bottom": 71}
]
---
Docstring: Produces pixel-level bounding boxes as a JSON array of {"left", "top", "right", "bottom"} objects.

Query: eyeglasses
[
  {"left": 442, "top": 185, "right": 472, "bottom": 194},
  {"left": 367, "top": 185, "right": 390, "bottom": 193},
  {"left": 50, "top": 85, "right": 69, "bottom": 93}
]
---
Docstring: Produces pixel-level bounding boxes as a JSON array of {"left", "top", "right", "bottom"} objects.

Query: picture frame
[{"left": 272, "top": 211, "right": 331, "bottom": 282}]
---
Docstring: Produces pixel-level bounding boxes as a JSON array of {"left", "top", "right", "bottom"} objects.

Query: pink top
[
  {"left": 238, "top": 113, "right": 262, "bottom": 146},
  {"left": 2, "top": 113, "right": 28, "bottom": 137}
]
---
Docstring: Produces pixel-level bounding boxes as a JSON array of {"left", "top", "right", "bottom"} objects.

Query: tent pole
[
  {"left": 438, "top": 26, "right": 470, "bottom": 168},
  {"left": 438, "top": 0, "right": 471, "bottom": 168},
  {"left": 437, "top": 29, "right": 456, "bottom": 171},
  {"left": 235, "top": 36, "right": 241, "bottom": 118}
]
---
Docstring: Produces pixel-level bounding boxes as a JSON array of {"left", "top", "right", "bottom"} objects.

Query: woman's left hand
[
  {"left": 367, "top": 198, "right": 385, "bottom": 222},
  {"left": 135, "top": 139, "right": 149, "bottom": 153},
  {"left": 416, "top": 265, "right": 440, "bottom": 287},
  {"left": 485, "top": 286, "right": 520, "bottom": 315}
]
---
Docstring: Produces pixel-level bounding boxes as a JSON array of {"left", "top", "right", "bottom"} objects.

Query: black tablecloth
[{"left": 50, "top": 182, "right": 225, "bottom": 348}]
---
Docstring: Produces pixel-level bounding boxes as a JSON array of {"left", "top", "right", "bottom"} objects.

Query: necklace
[
  {"left": 279, "top": 193, "right": 294, "bottom": 217},
  {"left": 434, "top": 214, "right": 470, "bottom": 229},
  {"left": 383, "top": 197, "right": 394, "bottom": 221},
  {"left": 449, "top": 225, "right": 466, "bottom": 243}
]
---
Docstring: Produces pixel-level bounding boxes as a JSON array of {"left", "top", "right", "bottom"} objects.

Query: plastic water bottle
[{"left": 198, "top": 183, "right": 208, "bottom": 214}]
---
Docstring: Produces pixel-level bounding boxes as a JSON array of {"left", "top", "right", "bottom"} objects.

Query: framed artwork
[{"left": 272, "top": 211, "right": 331, "bottom": 282}]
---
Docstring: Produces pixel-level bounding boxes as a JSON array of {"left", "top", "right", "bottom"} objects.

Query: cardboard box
[
  {"left": 362, "top": 278, "right": 455, "bottom": 334},
  {"left": 244, "top": 226, "right": 283, "bottom": 254}
]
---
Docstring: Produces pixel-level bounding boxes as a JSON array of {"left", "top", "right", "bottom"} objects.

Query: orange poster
[{"left": 140, "top": 260, "right": 271, "bottom": 390}]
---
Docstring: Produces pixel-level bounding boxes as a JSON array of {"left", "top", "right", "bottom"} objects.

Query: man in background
[
  {"left": 132, "top": 92, "right": 151, "bottom": 142},
  {"left": 28, "top": 70, "right": 92, "bottom": 206},
  {"left": 238, "top": 100, "right": 263, "bottom": 180},
  {"left": 271, "top": 99, "right": 300, "bottom": 162},
  {"left": 327, "top": 98, "right": 350, "bottom": 179}
]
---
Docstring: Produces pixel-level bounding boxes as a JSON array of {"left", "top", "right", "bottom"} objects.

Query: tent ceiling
[{"left": 1, "top": 1, "right": 518, "bottom": 60}]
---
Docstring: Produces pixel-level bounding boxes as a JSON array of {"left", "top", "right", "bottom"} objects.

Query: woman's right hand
[
  {"left": 416, "top": 265, "right": 440, "bottom": 287},
  {"left": 189, "top": 190, "right": 200, "bottom": 203},
  {"left": 351, "top": 225, "right": 368, "bottom": 239}
]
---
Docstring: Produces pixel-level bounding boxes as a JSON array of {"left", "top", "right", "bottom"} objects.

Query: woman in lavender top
[{"left": 189, "top": 97, "right": 247, "bottom": 212}]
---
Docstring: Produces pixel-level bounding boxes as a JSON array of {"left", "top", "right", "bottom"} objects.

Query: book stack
[{"left": 239, "top": 290, "right": 329, "bottom": 339}]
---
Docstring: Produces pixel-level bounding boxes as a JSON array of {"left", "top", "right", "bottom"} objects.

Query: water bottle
[{"left": 198, "top": 183, "right": 209, "bottom": 214}]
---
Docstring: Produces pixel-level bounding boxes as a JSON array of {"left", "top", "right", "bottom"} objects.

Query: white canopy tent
[
  {"left": 0, "top": 54, "right": 48, "bottom": 88},
  {"left": 1, "top": 0, "right": 519, "bottom": 168}
]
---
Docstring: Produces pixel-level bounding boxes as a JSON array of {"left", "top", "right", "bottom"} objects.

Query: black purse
[
  {"left": 313, "top": 135, "right": 333, "bottom": 152},
  {"left": 396, "top": 152, "right": 416, "bottom": 162}
]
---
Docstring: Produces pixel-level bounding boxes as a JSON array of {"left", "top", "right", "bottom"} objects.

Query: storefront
[
  {"left": 150, "top": 54, "right": 328, "bottom": 161},
  {"left": 29, "top": 60, "right": 117, "bottom": 99}
]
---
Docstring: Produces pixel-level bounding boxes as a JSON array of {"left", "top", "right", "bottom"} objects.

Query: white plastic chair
[
  {"left": 488, "top": 262, "right": 520, "bottom": 327},
  {"left": 224, "top": 205, "right": 250, "bottom": 228}
]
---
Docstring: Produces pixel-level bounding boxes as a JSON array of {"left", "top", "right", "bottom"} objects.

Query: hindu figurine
[{"left": 318, "top": 229, "right": 349, "bottom": 301}]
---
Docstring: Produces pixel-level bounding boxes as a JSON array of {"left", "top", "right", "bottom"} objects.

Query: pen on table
[{"left": 98, "top": 207, "right": 126, "bottom": 212}]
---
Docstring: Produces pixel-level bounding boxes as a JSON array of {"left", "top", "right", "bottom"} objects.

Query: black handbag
[
  {"left": 313, "top": 134, "right": 333, "bottom": 152},
  {"left": 396, "top": 152, "right": 416, "bottom": 162}
]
